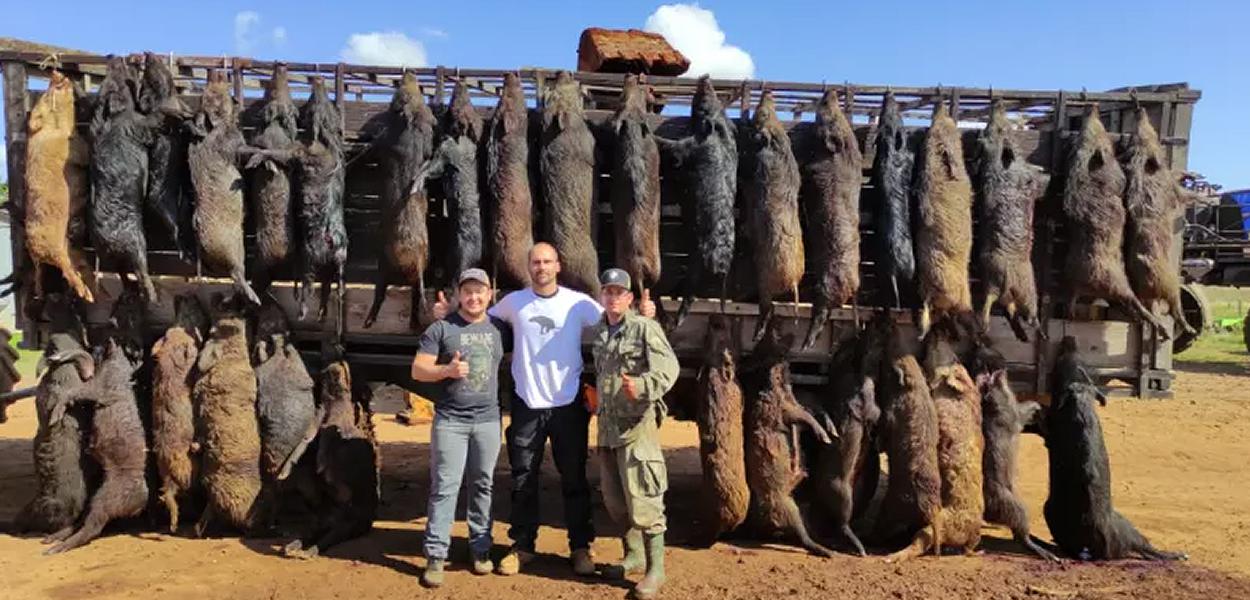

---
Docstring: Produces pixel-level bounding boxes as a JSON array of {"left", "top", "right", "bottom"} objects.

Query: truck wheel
[
  {"left": 1172, "top": 284, "right": 1210, "bottom": 355},
  {"left": 1244, "top": 307, "right": 1250, "bottom": 355}
]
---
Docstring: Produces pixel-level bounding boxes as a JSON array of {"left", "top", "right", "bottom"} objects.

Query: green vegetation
[
  {"left": 0, "top": 182, "right": 8, "bottom": 205},
  {"left": 1175, "top": 285, "right": 1250, "bottom": 366}
]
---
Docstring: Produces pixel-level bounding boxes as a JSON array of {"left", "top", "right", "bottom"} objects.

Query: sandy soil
[{"left": 2, "top": 364, "right": 1250, "bottom": 599}]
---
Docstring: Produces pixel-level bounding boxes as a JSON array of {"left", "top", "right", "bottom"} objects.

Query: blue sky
[{"left": 2, "top": 0, "right": 1246, "bottom": 188}]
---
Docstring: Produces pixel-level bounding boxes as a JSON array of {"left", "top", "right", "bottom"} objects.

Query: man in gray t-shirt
[{"left": 410, "top": 269, "right": 510, "bottom": 587}]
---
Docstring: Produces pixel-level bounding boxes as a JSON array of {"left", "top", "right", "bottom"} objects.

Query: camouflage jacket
[{"left": 590, "top": 310, "right": 679, "bottom": 448}]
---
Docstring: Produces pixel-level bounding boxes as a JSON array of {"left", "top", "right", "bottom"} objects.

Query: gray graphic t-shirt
[{"left": 417, "top": 313, "right": 511, "bottom": 422}]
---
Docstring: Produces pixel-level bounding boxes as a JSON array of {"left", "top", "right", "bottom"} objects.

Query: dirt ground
[{"left": 3, "top": 363, "right": 1250, "bottom": 600}]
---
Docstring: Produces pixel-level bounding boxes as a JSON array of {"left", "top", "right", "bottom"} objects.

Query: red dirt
[{"left": 2, "top": 365, "right": 1249, "bottom": 599}]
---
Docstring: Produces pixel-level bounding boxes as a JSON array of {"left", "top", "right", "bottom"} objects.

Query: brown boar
[
  {"left": 976, "top": 99, "right": 1049, "bottom": 342},
  {"left": 914, "top": 101, "right": 973, "bottom": 338},
  {"left": 484, "top": 72, "right": 534, "bottom": 290},
  {"left": 1123, "top": 108, "right": 1196, "bottom": 337},
  {"left": 284, "top": 359, "right": 379, "bottom": 558},
  {"left": 43, "top": 337, "right": 148, "bottom": 554},
  {"left": 1063, "top": 105, "right": 1169, "bottom": 337},
  {"left": 801, "top": 89, "right": 863, "bottom": 349},
  {"left": 188, "top": 70, "right": 260, "bottom": 305},
  {"left": 151, "top": 293, "right": 209, "bottom": 532},
  {"left": 247, "top": 63, "right": 300, "bottom": 291},
  {"left": 694, "top": 314, "right": 749, "bottom": 544},
  {"left": 743, "top": 327, "right": 835, "bottom": 557},
  {"left": 363, "top": 71, "right": 435, "bottom": 329},
  {"left": 874, "top": 323, "right": 941, "bottom": 552},
  {"left": 20, "top": 70, "right": 94, "bottom": 303},
  {"left": 609, "top": 74, "right": 663, "bottom": 315},
  {"left": 540, "top": 71, "right": 599, "bottom": 295},
  {"left": 193, "top": 295, "right": 262, "bottom": 535},
  {"left": 886, "top": 332, "right": 983, "bottom": 562},
  {"left": 744, "top": 91, "right": 804, "bottom": 342}
]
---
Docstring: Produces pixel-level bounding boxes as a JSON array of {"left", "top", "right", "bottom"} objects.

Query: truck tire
[
  {"left": 1172, "top": 284, "right": 1210, "bottom": 355},
  {"left": 1244, "top": 307, "right": 1250, "bottom": 356}
]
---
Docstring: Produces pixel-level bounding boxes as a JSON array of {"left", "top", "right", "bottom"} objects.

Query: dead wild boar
[
  {"left": 43, "top": 337, "right": 148, "bottom": 554},
  {"left": 15, "top": 296, "right": 97, "bottom": 534},
  {"left": 295, "top": 77, "right": 349, "bottom": 321},
  {"left": 801, "top": 89, "right": 863, "bottom": 349},
  {"left": 484, "top": 72, "right": 534, "bottom": 290},
  {"left": 979, "top": 366, "right": 1057, "bottom": 561},
  {"left": 138, "top": 51, "right": 194, "bottom": 259},
  {"left": 886, "top": 332, "right": 984, "bottom": 562},
  {"left": 539, "top": 71, "right": 599, "bottom": 295},
  {"left": 363, "top": 71, "right": 435, "bottom": 330},
  {"left": 247, "top": 63, "right": 300, "bottom": 291},
  {"left": 744, "top": 91, "right": 805, "bottom": 342},
  {"left": 871, "top": 91, "right": 917, "bottom": 309},
  {"left": 976, "top": 99, "right": 1049, "bottom": 342},
  {"left": 20, "top": 69, "right": 94, "bottom": 303},
  {"left": 873, "top": 323, "right": 941, "bottom": 553},
  {"left": 914, "top": 101, "right": 973, "bottom": 338},
  {"left": 284, "top": 360, "right": 379, "bottom": 559},
  {"left": 609, "top": 74, "right": 663, "bottom": 315},
  {"left": 1063, "top": 106, "right": 1169, "bottom": 337},
  {"left": 1043, "top": 336, "right": 1186, "bottom": 561},
  {"left": 417, "top": 80, "right": 484, "bottom": 289},
  {"left": 694, "top": 314, "right": 749, "bottom": 545},
  {"left": 1123, "top": 108, "right": 1196, "bottom": 337},
  {"left": 253, "top": 298, "right": 317, "bottom": 483},
  {"left": 800, "top": 329, "right": 882, "bottom": 556},
  {"left": 150, "top": 293, "right": 209, "bottom": 532},
  {"left": 743, "top": 327, "right": 835, "bottom": 557},
  {"left": 655, "top": 75, "right": 737, "bottom": 327},
  {"left": 194, "top": 294, "right": 262, "bottom": 535},
  {"left": 89, "top": 56, "right": 162, "bottom": 301},
  {"left": 188, "top": 70, "right": 260, "bottom": 305}
]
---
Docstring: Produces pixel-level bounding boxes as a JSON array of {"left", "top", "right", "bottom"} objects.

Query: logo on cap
[{"left": 600, "top": 268, "right": 631, "bottom": 290}]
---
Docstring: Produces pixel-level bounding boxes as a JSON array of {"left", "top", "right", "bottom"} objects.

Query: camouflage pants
[{"left": 597, "top": 435, "right": 667, "bottom": 535}]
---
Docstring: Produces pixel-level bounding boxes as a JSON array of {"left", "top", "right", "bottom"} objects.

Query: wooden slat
[{"left": 3, "top": 62, "right": 30, "bottom": 343}]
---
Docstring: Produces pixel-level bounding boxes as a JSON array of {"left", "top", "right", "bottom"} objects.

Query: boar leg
[
  {"left": 159, "top": 481, "right": 180, "bottom": 533},
  {"left": 364, "top": 269, "right": 388, "bottom": 329},
  {"left": 754, "top": 299, "right": 776, "bottom": 344},
  {"left": 779, "top": 497, "right": 835, "bottom": 558},
  {"left": 981, "top": 291, "right": 998, "bottom": 330},
  {"left": 1165, "top": 289, "right": 1197, "bottom": 336}
]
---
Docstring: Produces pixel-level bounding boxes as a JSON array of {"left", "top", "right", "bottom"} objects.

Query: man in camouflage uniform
[{"left": 590, "top": 268, "right": 678, "bottom": 600}]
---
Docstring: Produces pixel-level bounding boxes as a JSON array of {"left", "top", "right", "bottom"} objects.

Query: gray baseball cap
[
  {"left": 600, "top": 268, "right": 632, "bottom": 291},
  {"left": 458, "top": 268, "right": 491, "bottom": 287}
]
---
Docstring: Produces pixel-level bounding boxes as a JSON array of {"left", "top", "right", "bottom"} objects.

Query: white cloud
[
  {"left": 234, "top": 11, "right": 261, "bottom": 54},
  {"left": 340, "top": 32, "right": 428, "bottom": 67},
  {"left": 644, "top": 3, "right": 754, "bottom": 79},
  {"left": 272, "top": 26, "right": 287, "bottom": 46},
  {"left": 420, "top": 27, "right": 449, "bottom": 40}
]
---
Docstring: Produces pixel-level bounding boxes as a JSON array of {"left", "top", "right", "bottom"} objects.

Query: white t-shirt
[{"left": 489, "top": 286, "right": 604, "bottom": 409}]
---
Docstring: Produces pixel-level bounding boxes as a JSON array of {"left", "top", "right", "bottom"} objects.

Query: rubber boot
[
  {"left": 632, "top": 532, "right": 665, "bottom": 600},
  {"left": 606, "top": 529, "right": 646, "bottom": 579}
]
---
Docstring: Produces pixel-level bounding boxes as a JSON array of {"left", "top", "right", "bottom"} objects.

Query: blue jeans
[{"left": 424, "top": 413, "right": 502, "bottom": 560}]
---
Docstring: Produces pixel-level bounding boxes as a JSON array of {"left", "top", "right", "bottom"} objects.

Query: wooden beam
[{"left": 3, "top": 62, "right": 30, "bottom": 343}]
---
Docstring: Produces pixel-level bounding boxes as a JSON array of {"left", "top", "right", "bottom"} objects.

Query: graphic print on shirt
[
  {"left": 528, "top": 315, "right": 557, "bottom": 335},
  {"left": 459, "top": 331, "right": 496, "bottom": 394}
]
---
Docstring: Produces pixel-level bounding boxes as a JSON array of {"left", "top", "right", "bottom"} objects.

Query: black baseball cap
[
  {"left": 600, "top": 268, "right": 632, "bottom": 291},
  {"left": 458, "top": 268, "right": 490, "bottom": 287}
]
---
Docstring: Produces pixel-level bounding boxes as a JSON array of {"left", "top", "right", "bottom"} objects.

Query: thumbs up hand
[
  {"left": 621, "top": 370, "right": 639, "bottom": 401},
  {"left": 444, "top": 351, "right": 469, "bottom": 379},
  {"left": 639, "top": 288, "right": 656, "bottom": 319},
  {"left": 432, "top": 291, "right": 452, "bottom": 320}
]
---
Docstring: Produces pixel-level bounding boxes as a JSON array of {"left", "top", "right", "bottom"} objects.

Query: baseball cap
[
  {"left": 600, "top": 268, "right": 632, "bottom": 291},
  {"left": 458, "top": 268, "right": 491, "bottom": 287}
]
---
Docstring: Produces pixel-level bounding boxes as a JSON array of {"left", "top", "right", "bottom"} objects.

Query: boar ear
[
  {"left": 942, "top": 148, "right": 958, "bottom": 179},
  {"left": 151, "top": 338, "right": 166, "bottom": 357},
  {"left": 557, "top": 111, "right": 571, "bottom": 132},
  {"left": 197, "top": 344, "right": 220, "bottom": 372},
  {"left": 1088, "top": 148, "right": 1105, "bottom": 172}
]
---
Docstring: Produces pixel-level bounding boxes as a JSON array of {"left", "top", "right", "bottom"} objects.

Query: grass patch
[{"left": 1175, "top": 285, "right": 1250, "bottom": 366}]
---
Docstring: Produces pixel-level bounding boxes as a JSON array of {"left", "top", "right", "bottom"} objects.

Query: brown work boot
[
  {"left": 495, "top": 545, "right": 534, "bottom": 576},
  {"left": 572, "top": 547, "right": 596, "bottom": 576},
  {"left": 632, "top": 532, "right": 665, "bottom": 600}
]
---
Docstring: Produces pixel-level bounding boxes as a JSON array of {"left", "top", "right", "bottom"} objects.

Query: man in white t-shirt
[{"left": 432, "top": 242, "right": 654, "bottom": 577}]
